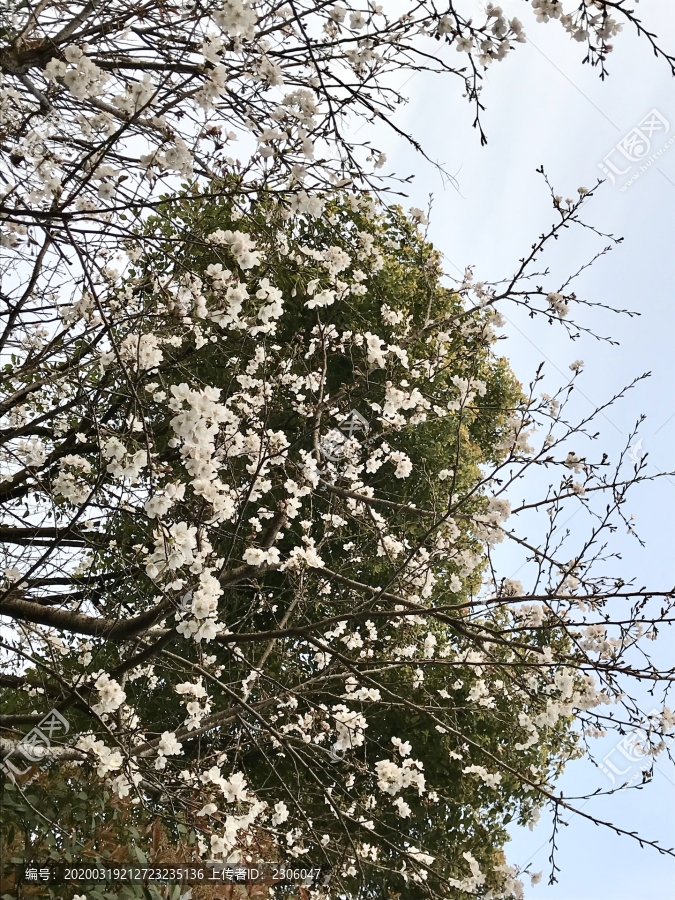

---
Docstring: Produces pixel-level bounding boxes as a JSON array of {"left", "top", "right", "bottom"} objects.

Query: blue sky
[{"left": 357, "top": 2, "right": 675, "bottom": 896}]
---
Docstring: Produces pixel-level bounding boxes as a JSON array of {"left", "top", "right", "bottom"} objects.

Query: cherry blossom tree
[
  {"left": 2, "top": 1, "right": 675, "bottom": 897},
  {"left": 1, "top": 186, "right": 675, "bottom": 899},
  {"left": 1, "top": 0, "right": 673, "bottom": 248}
]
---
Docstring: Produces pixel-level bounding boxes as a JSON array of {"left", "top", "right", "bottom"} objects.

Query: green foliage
[{"left": 1, "top": 187, "right": 582, "bottom": 900}]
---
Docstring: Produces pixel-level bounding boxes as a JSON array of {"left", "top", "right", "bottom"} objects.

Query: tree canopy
[
  {"left": 2, "top": 1, "right": 675, "bottom": 897},
  {"left": 3, "top": 188, "right": 673, "bottom": 900}
]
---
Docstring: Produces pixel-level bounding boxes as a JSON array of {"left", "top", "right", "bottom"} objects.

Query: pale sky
[{"left": 356, "top": 2, "right": 675, "bottom": 896}]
